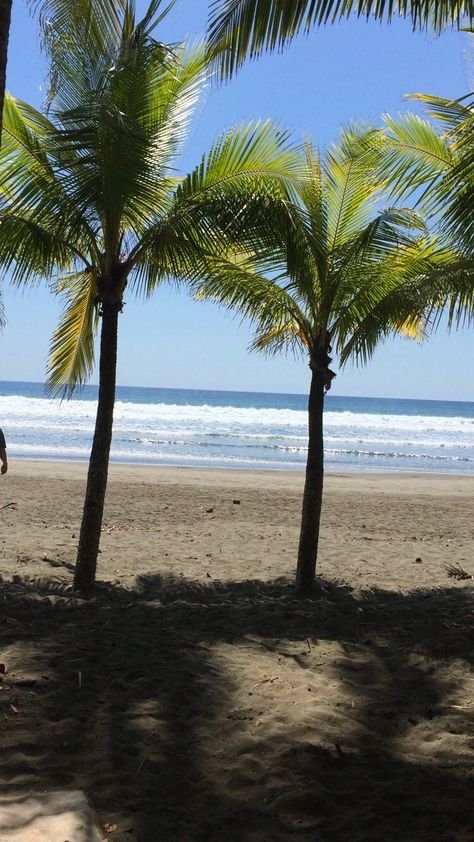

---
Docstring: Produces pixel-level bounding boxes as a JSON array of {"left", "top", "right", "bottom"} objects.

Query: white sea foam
[
  {"left": 2, "top": 394, "right": 473, "bottom": 433},
  {"left": 2, "top": 393, "right": 473, "bottom": 473}
]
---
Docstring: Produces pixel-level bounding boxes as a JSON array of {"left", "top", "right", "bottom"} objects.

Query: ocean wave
[
  {"left": 1, "top": 394, "right": 473, "bottom": 435},
  {"left": 325, "top": 448, "right": 474, "bottom": 462}
]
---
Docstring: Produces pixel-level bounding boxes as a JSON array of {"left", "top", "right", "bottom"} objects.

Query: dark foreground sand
[{"left": 1, "top": 461, "right": 473, "bottom": 841}]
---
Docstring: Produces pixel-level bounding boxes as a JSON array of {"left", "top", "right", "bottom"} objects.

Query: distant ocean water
[{"left": 0, "top": 380, "right": 473, "bottom": 474}]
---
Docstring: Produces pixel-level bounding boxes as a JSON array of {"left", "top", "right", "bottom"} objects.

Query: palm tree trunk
[
  {"left": 0, "top": 0, "right": 12, "bottom": 142},
  {"left": 74, "top": 300, "right": 120, "bottom": 592},
  {"left": 295, "top": 367, "right": 325, "bottom": 594}
]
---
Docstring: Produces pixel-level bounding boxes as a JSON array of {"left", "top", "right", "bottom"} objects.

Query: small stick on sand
[
  {"left": 137, "top": 754, "right": 149, "bottom": 773},
  {"left": 252, "top": 676, "right": 279, "bottom": 688}
]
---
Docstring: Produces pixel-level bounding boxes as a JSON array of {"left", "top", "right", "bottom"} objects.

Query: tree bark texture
[
  {"left": 295, "top": 367, "right": 325, "bottom": 594},
  {"left": 74, "top": 301, "right": 120, "bottom": 592},
  {"left": 0, "top": 0, "right": 12, "bottom": 142}
]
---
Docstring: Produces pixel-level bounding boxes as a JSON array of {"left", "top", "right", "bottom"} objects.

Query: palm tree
[
  {"left": 196, "top": 129, "right": 448, "bottom": 593},
  {"left": 0, "top": 0, "right": 301, "bottom": 592},
  {"left": 207, "top": 0, "right": 474, "bottom": 77}
]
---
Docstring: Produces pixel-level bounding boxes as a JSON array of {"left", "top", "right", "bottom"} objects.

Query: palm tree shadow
[{"left": 1, "top": 572, "right": 473, "bottom": 840}]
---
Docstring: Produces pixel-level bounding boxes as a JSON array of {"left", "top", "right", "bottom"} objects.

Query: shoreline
[{"left": 5, "top": 457, "right": 474, "bottom": 495}]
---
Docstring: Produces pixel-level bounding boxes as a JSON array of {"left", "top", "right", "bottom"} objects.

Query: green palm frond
[
  {"left": 34, "top": 0, "right": 128, "bottom": 108},
  {"left": 381, "top": 96, "right": 474, "bottom": 252},
  {"left": 329, "top": 207, "right": 428, "bottom": 328},
  {"left": 408, "top": 92, "right": 474, "bottom": 134},
  {"left": 1, "top": 94, "right": 98, "bottom": 254},
  {"left": 33, "top": 0, "right": 175, "bottom": 108},
  {"left": 299, "top": 141, "right": 328, "bottom": 270},
  {"left": 129, "top": 118, "right": 303, "bottom": 292},
  {"left": 207, "top": 0, "right": 474, "bottom": 79},
  {"left": 339, "top": 242, "right": 463, "bottom": 364},
  {"left": 176, "top": 119, "right": 301, "bottom": 204},
  {"left": 381, "top": 112, "right": 454, "bottom": 204},
  {"left": 251, "top": 320, "right": 309, "bottom": 356},
  {"left": 0, "top": 212, "right": 76, "bottom": 284},
  {"left": 47, "top": 271, "right": 99, "bottom": 395},
  {"left": 324, "top": 126, "right": 380, "bottom": 250},
  {"left": 195, "top": 254, "right": 312, "bottom": 348}
]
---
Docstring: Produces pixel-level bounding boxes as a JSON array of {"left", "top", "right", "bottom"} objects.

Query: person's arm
[{"left": 0, "top": 429, "right": 7, "bottom": 475}]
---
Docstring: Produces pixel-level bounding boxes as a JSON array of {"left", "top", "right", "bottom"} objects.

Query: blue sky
[{"left": 3, "top": 0, "right": 474, "bottom": 399}]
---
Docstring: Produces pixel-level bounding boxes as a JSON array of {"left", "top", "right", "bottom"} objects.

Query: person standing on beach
[{"left": 0, "top": 428, "right": 7, "bottom": 474}]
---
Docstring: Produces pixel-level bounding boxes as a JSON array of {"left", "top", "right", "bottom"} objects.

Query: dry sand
[{"left": 0, "top": 460, "right": 473, "bottom": 841}]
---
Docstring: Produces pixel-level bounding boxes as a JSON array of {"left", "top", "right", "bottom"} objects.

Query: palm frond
[
  {"left": 0, "top": 212, "right": 76, "bottom": 284},
  {"left": 176, "top": 119, "right": 302, "bottom": 205},
  {"left": 323, "top": 125, "right": 382, "bottom": 251},
  {"left": 339, "top": 242, "right": 466, "bottom": 364},
  {"left": 46, "top": 271, "right": 99, "bottom": 395},
  {"left": 207, "top": 0, "right": 474, "bottom": 79},
  {"left": 408, "top": 92, "right": 474, "bottom": 134},
  {"left": 251, "top": 320, "right": 309, "bottom": 356},
  {"left": 380, "top": 112, "right": 453, "bottom": 205},
  {"left": 34, "top": 0, "right": 128, "bottom": 107},
  {"left": 129, "top": 119, "right": 303, "bottom": 290},
  {"left": 195, "top": 254, "right": 312, "bottom": 352},
  {"left": 1, "top": 94, "right": 99, "bottom": 256}
]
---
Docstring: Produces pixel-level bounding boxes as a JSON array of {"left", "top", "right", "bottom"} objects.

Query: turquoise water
[{"left": 0, "top": 380, "right": 473, "bottom": 473}]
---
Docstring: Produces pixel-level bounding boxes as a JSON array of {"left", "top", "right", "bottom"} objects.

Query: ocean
[{"left": 0, "top": 380, "right": 473, "bottom": 474}]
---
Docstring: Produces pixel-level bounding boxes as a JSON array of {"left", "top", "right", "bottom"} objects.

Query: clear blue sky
[{"left": 3, "top": 0, "right": 473, "bottom": 399}]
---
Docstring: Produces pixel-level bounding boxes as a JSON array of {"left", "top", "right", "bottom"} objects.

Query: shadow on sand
[{"left": 1, "top": 572, "right": 473, "bottom": 841}]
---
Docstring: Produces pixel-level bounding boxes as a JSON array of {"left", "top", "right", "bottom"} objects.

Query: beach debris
[
  {"left": 137, "top": 754, "right": 149, "bottom": 773},
  {"left": 415, "top": 557, "right": 423, "bottom": 563},
  {"left": 104, "top": 822, "right": 118, "bottom": 834},
  {"left": 446, "top": 563, "right": 472, "bottom": 581},
  {"left": 9, "top": 704, "right": 19, "bottom": 715},
  {"left": 0, "top": 663, "right": 6, "bottom": 675},
  {"left": 233, "top": 499, "right": 241, "bottom": 505},
  {"left": 252, "top": 675, "right": 279, "bottom": 688},
  {"left": 205, "top": 507, "right": 214, "bottom": 514},
  {"left": 77, "top": 670, "right": 82, "bottom": 689},
  {"left": 1, "top": 501, "right": 16, "bottom": 510}
]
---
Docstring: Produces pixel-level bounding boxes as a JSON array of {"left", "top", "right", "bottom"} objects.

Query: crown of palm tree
[
  {"left": 0, "top": 0, "right": 302, "bottom": 395},
  {"left": 195, "top": 126, "right": 450, "bottom": 371}
]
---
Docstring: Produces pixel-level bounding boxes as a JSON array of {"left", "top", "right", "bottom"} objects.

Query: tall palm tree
[
  {"left": 0, "top": 0, "right": 301, "bottom": 592},
  {"left": 196, "top": 129, "right": 449, "bottom": 593},
  {"left": 207, "top": 0, "right": 474, "bottom": 78}
]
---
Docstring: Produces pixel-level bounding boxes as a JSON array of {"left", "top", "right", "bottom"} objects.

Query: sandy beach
[{"left": 1, "top": 460, "right": 473, "bottom": 840}]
